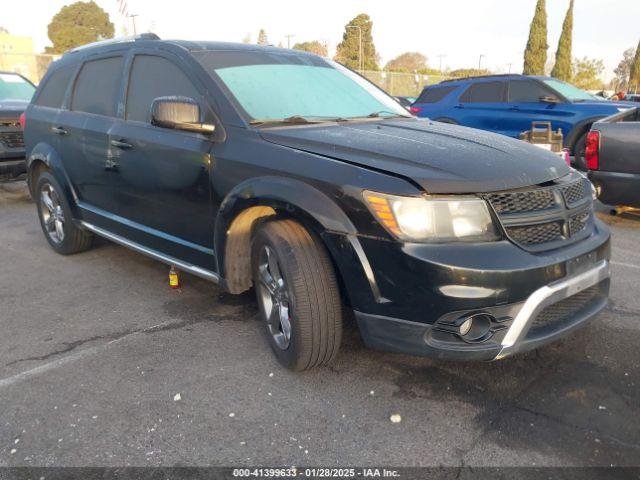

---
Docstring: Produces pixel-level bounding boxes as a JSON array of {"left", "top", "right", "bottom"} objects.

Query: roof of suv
[
  {"left": 439, "top": 74, "right": 551, "bottom": 85},
  {"left": 65, "top": 33, "right": 314, "bottom": 58}
]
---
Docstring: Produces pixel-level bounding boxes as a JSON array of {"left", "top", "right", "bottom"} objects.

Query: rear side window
[
  {"left": 72, "top": 56, "right": 124, "bottom": 116},
  {"left": 460, "top": 81, "right": 506, "bottom": 103},
  {"left": 508, "top": 80, "right": 552, "bottom": 103},
  {"left": 126, "top": 55, "right": 201, "bottom": 123},
  {"left": 35, "top": 66, "right": 74, "bottom": 108},
  {"left": 416, "top": 86, "right": 456, "bottom": 104}
]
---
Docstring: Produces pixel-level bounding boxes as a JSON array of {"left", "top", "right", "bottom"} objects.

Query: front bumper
[
  {"left": 356, "top": 260, "right": 610, "bottom": 361},
  {"left": 322, "top": 216, "right": 611, "bottom": 361}
]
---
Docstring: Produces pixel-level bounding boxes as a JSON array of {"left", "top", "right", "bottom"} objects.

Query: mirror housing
[
  {"left": 150, "top": 96, "right": 215, "bottom": 134},
  {"left": 539, "top": 95, "right": 561, "bottom": 104}
]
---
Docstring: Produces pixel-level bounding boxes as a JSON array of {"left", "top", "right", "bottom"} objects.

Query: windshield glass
[
  {"left": 194, "top": 50, "right": 409, "bottom": 122},
  {"left": 542, "top": 78, "right": 601, "bottom": 102},
  {"left": 0, "top": 73, "right": 35, "bottom": 101}
]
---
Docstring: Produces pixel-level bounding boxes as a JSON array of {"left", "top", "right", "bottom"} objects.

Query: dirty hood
[{"left": 260, "top": 118, "right": 570, "bottom": 193}]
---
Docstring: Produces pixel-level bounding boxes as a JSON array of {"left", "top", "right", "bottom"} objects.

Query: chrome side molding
[
  {"left": 79, "top": 221, "right": 220, "bottom": 284},
  {"left": 496, "top": 259, "right": 610, "bottom": 359}
]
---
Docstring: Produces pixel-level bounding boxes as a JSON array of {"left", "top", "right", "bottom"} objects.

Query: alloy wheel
[
  {"left": 257, "top": 245, "right": 292, "bottom": 350},
  {"left": 40, "top": 183, "right": 65, "bottom": 244}
]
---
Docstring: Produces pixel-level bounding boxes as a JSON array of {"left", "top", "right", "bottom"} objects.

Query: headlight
[{"left": 363, "top": 191, "right": 499, "bottom": 242}]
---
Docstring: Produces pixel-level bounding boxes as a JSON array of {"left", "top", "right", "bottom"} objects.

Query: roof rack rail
[
  {"left": 68, "top": 33, "right": 160, "bottom": 53},
  {"left": 440, "top": 73, "right": 522, "bottom": 83}
]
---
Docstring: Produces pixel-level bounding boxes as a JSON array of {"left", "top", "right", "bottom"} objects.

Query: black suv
[
  {"left": 0, "top": 71, "right": 35, "bottom": 177},
  {"left": 24, "top": 35, "right": 611, "bottom": 370}
]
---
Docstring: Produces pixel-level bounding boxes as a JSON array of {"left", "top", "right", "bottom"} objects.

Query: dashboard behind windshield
[{"left": 194, "top": 50, "right": 409, "bottom": 122}]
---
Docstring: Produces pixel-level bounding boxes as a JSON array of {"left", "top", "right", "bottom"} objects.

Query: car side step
[{"left": 79, "top": 221, "right": 220, "bottom": 284}]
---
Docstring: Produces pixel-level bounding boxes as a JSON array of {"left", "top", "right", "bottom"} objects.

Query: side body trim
[{"left": 79, "top": 221, "right": 220, "bottom": 283}]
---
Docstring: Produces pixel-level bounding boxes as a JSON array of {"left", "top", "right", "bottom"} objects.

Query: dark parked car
[
  {"left": 394, "top": 96, "right": 416, "bottom": 110},
  {"left": 24, "top": 35, "right": 611, "bottom": 370},
  {"left": 587, "top": 107, "right": 640, "bottom": 208},
  {"left": 411, "top": 74, "right": 632, "bottom": 167},
  {"left": 0, "top": 71, "right": 36, "bottom": 177}
]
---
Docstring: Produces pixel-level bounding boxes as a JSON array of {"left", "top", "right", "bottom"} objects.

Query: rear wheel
[
  {"left": 572, "top": 132, "right": 588, "bottom": 170},
  {"left": 35, "top": 171, "right": 93, "bottom": 255},
  {"left": 251, "top": 219, "right": 342, "bottom": 371}
]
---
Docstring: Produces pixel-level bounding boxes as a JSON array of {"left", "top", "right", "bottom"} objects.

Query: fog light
[
  {"left": 459, "top": 318, "right": 472, "bottom": 336},
  {"left": 458, "top": 313, "right": 494, "bottom": 342}
]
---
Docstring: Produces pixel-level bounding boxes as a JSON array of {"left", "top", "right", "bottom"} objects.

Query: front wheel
[{"left": 251, "top": 219, "right": 342, "bottom": 371}]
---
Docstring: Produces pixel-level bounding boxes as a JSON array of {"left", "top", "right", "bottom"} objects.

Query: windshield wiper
[
  {"left": 250, "top": 115, "right": 320, "bottom": 126},
  {"left": 366, "top": 110, "right": 409, "bottom": 119}
]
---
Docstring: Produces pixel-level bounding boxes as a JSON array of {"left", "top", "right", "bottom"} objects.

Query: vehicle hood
[
  {"left": 0, "top": 99, "right": 29, "bottom": 118},
  {"left": 574, "top": 100, "right": 634, "bottom": 109},
  {"left": 260, "top": 118, "right": 570, "bottom": 193}
]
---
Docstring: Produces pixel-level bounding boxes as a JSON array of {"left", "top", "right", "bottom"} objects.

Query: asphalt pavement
[{"left": 0, "top": 180, "right": 638, "bottom": 468}]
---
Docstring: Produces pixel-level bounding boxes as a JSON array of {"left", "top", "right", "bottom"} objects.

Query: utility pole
[
  {"left": 478, "top": 54, "right": 485, "bottom": 70},
  {"left": 285, "top": 34, "right": 295, "bottom": 49},
  {"left": 437, "top": 54, "right": 447, "bottom": 73},
  {"left": 347, "top": 25, "right": 363, "bottom": 72},
  {"left": 128, "top": 14, "right": 139, "bottom": 35},
  {"left": 506, "top": 62, "right": 513, "bottom": 73}
]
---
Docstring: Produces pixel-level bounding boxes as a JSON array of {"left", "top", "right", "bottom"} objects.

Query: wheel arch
[
  {"left": 26, "top": 142, "right": 79, "bottom": 216},
  {"left": 566, "top": 116, "right": 604, "bottom": 152},
  {"left": 215, "top": 176, "right": 357, "bottom": 294}
]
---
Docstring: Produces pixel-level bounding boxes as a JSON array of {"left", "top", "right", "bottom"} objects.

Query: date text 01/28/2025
[{"left": 232, "top": 468, "right": 400, "bottom": 477}]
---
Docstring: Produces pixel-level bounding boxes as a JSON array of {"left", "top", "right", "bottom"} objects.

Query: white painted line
[
  {"left": 611, "top": 261, "right": 640, "bottom": 270},
  {"left": 0, "top": 320, "right": 174, "bottom": 390}
]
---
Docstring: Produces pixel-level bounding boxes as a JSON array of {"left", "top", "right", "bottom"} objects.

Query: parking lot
[{"left": 0, "top": 179, "right": 638, "bottom": 467}]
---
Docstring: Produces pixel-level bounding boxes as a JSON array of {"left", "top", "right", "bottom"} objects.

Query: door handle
[
  {"left": 110, "top": 139, "right": 133, "bottom": 149},
  {"left": 51, "top": 126, "right": 68, "bottom": 135},
  {"left": 508, "top": 106, "right": 520, "bottom": 111},
  {"left": 454, "top": 104, "right": 464, "bottom": 109}
]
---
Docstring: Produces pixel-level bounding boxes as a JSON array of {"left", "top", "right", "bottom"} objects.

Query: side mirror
[
  {"left": 539, "top": 95, "right": 561, "bottom": 104},
  {"left": 150, "top": 96, "right": 215, "bottom": 134}
]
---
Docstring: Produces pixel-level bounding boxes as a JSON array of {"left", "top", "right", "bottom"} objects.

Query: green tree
[
  {"left": 292, "top": 41, "right": 328, "bottom": 57},
  {"left": 46, "top": 1, "right": 114, "bottom": 54},
  {"left": 551, "top": 0, "right": 573, "bottom": 81},
  {"left": 257, "top": 29, "right": 269, "bottom": 46},
  {"left": 334, "top": 14, "right": 379, "bottom": 71},
  {"left": 613, "top": 47, "right": 635, "bottom": 90},
  {"left": 629, "top": 40, "right": 640, "bottom": 92},
  {"left": 523, "top": 0, "right": 548, "bottom": 75},
  {"left": 572, "top": 57, "right": 604, "bottom": 90},
  {"left": 385, "top": 52, "right": 428, "bottom": 72},
  {"left": 449, "top": 68, "right": 493, "bottom": 78}
]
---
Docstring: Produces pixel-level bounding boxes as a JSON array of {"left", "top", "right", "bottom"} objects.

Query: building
[{"left": 0, "top": 33, "right": 58, "bottom": 84}]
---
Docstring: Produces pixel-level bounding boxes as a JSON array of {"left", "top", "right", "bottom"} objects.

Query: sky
[{"left": 2, "top": 0, "right": 638, "bottom": 80}]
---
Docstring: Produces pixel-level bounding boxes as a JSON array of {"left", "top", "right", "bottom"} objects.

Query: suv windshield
[
  {"left": 0, "top": 73, "right": 35, "bottom": 101},
  {"left": 194, "top": 50, "right": 409, "bottom": 122},
  {"left": 542, "top": 78, "right": 601, "bottom": 102}
]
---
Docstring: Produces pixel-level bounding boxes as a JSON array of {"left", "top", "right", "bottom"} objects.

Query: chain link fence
[{"left": 360, "top": 70, "right": 452, "bottom": 97}]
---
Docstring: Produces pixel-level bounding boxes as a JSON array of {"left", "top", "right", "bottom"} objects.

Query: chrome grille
[
  {"left": 484, "top": 174, "right": 592, "bottom": 252},
  {"left": 507, "top": 221, "right": 563, "bottom": 245},
  {"left": 485, "top": 189, "right": 556, "bottom": 214},
  {"left": 569, "top": 211, "right": 590, "bottom": 236},
  {"left": 562, "top": 181, "right": 587, "bottom": 206}
]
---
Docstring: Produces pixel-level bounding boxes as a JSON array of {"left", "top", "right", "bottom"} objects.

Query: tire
[
  {"left": 251, "top": 219, "right": 342, "bottom": 371},
  {"left": 35, "top": 171, "right": 93, "bottom": 255},
  {"left": 572, "top": 132, "right": 587, "bottom": 170}
]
